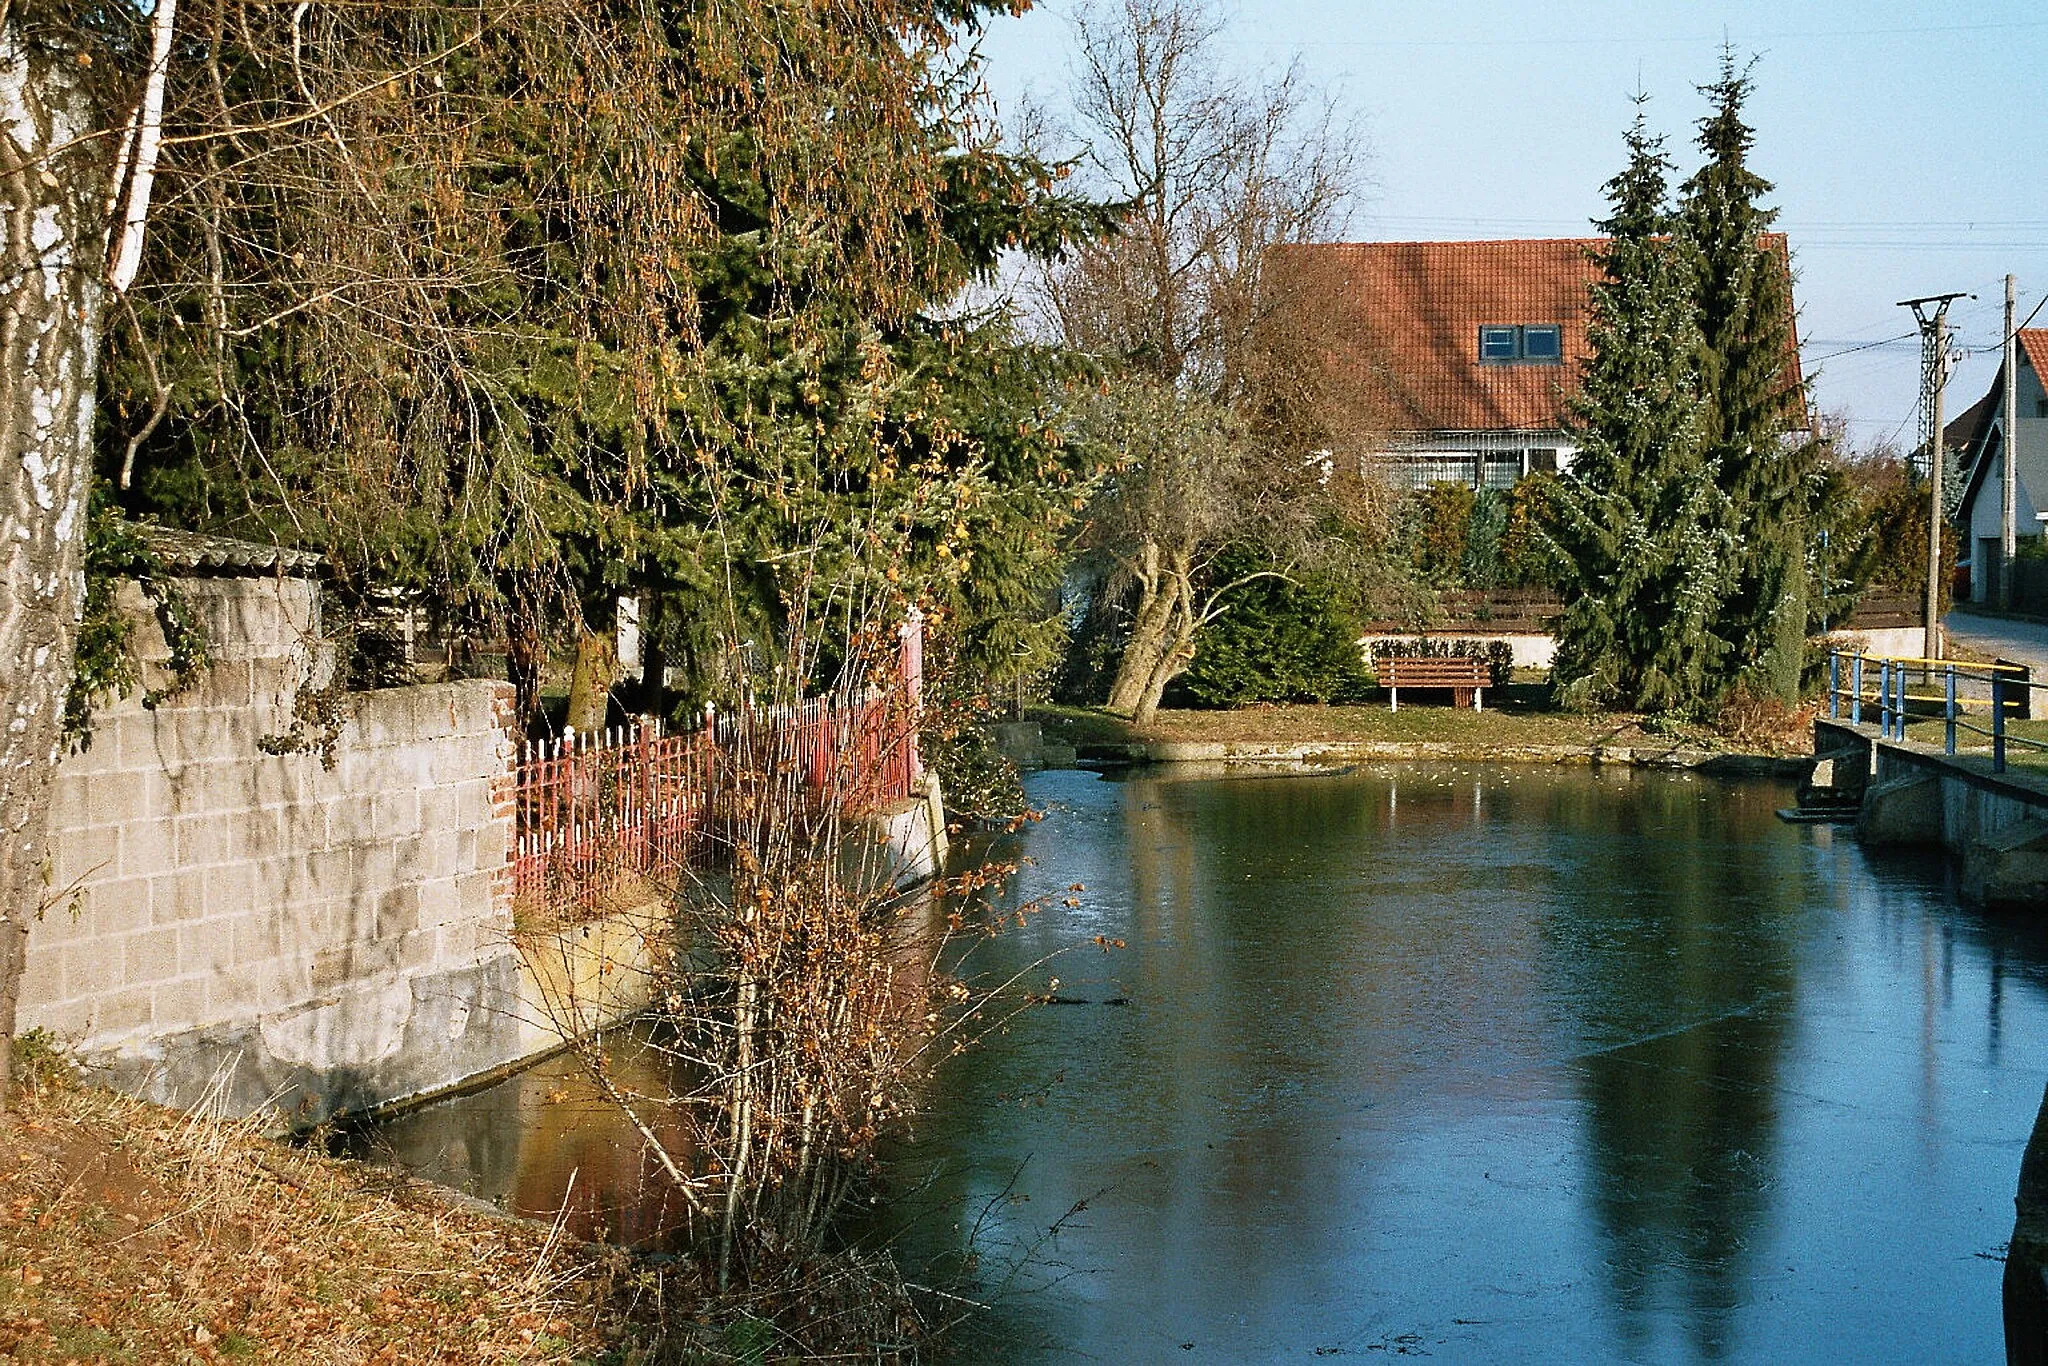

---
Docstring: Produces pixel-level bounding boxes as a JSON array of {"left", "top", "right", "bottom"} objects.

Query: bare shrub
[
  {"left": 1715, "top": 686, "right": 1815, "bottom": 755},
  {"left": 514, "top": 590, "right": 1056, "bottom": 1358}
]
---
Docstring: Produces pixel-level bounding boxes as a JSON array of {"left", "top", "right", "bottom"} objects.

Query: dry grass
[
  {"left": 1033, "top": 687, "right": 1826, "bottom": 759},
  {"left": 0, "top": 1058, "right": 637, "bottom": 1365},
  {"left": 1032, "top": 695, "right": 1661, "bottom": 752},
  {"left": 1900, "top": 716, "right": 2048, "bottom": 775},
  {"left": 1713, "top": 690, "right": 1819, "bottom": 756}
]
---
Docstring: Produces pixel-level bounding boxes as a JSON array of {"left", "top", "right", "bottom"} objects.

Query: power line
[
  {"left": 1795, "top": 242, "right": 2048, "bottom": 252},
  {"left": 1958, "top": 294, "right": 2048, "bottom": 354},
  {"left": 1803, "top": 332, "right": 1917, "bottom": 362},
  {"left": 1350, "top": 218, "right": 2048, "bottom": 252},
  {"left": 1219, "top": 18, "right": 2048, "bottom": 50},
  {"left": 2012, "top": 292, "right": 2046, "bottom": 336},
  {"left": 1359, "top": 212, "right": 2048, "bottom": 232}
]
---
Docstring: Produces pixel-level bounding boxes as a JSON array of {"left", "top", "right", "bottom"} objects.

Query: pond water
[{"left": 364, "top": 763, "right": 2048, "bottom": 1363}]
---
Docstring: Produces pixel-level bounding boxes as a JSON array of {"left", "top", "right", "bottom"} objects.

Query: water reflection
[
  {"left": 1528, "top": 777, "right": 1800, "bottom": 1360},
  {"left": 364, "top": 764, "right": 2048, "bottom": 1364},
  {"left": 878, "top": 766, "right": 2048, "bottom": 1363},
  {"left": 347, "top": 1027, "right": 699, "bottom": 1248}
]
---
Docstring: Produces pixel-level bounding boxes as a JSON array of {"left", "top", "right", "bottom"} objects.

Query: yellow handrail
[{"left": 1837, "top": 653, "right": 2027, "bottom": 673}]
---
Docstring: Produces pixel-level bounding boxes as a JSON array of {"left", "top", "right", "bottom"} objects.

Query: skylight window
[
  {"left": 1521, "top": 325, "right": 1562, "bottom": 361},
  {"left": 1478, "top": 324, "right": 1564, "bottom": 365},
  {"left": 1479, "top": 326, "right": 1519, "bottom": 362}
]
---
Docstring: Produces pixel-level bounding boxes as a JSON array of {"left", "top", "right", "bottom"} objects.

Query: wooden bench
[{"left": 1379, "top": 656, "right": 1489, "bottom": 711}]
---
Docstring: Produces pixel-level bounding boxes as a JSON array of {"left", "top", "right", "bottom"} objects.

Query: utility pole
[
  {"left": 1900, "top": 292, "right": 1970, "bottom": 660},
  {"left": 2003, "top": 275, "right": 2021, "bottom": 611}
]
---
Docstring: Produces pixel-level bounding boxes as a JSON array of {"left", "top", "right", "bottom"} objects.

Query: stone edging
[{"left": 1074, "top": 739, "right": 1805, "bottom": 775}]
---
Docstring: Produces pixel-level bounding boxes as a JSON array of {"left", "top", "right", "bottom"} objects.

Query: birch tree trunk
[{"left": 0, "top": 27, "right": 111, "bottom": 1102}]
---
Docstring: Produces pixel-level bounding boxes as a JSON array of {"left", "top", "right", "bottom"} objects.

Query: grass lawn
[
  {"left": 1029, "top": 686, "right": 1813, "bottom": 757},
  {"left": 1899, "top": 714, "right": 2048, "bottom": 775}
]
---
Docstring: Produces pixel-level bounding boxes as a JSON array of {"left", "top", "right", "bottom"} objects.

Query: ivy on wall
[{"left": 66, "top": 486, "right": 209, "bottom": 748}]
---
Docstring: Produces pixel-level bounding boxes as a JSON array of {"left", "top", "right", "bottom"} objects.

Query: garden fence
[{"left": 512, "top": 617, "right": 925, "bottom": 923}]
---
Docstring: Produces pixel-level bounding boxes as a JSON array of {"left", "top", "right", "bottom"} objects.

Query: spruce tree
[
  {"left": 1680, "top": 51, "right": 1812, "bottom": 702},
  {"left": 1549, "top": 100, "right": 1730, "bottom": 713}
]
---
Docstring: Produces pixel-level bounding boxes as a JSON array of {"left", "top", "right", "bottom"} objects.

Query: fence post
[
  {"left": 1852, "top": 655, "right": 1864, "bottom": 727},
  {"left": 1995, "top": 674, "right": 2008, "bottom": 772},
  {"left": 638, "top": 716, "right": 654, "bottom": 875},
  {"left": 1945, "top": 665, "right": 1957, "bottom": 755},
  {"left": 1879, "top": 661, "right": 1892, "bottom": 739},
  {"left": 1893, "top": 664, "right": 1907, "bottom": 741},
  {"left": 1829, "top": 651, "right": 1841, "bottom": 720},
  {"left": 2000, "top": 658, "right": 2035, "bottom": 721},
  {"left": 899, "top": 606, "right": 924, "bottom": 790}
]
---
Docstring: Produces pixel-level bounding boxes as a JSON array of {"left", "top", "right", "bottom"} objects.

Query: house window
[
  {"left": 1481, "top": 453, "right": 1523, "bottom": 489},
  {"left": 1527, "top": 448, "right": 1559, "bottom": 474},
  {"left": 1479, "top": 326, "right": 1519, "bottom": 362},
  {"left": 1402, "top": 454, "right": 1481, "bottom": 489},
  {"left": 2038, "top": 399, "right": 2048, "bottom": 419},
  {"left": 1478, "top": 325, "right": 1564, "bottom": 364}
]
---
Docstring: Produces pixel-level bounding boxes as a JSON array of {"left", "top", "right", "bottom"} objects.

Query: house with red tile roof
[
  {"left": 1275, "top": 235, "right": 1799, "bottom": 491},
  {"left": 1954, "top": 330, "right": 2048, "bottom": 603}
]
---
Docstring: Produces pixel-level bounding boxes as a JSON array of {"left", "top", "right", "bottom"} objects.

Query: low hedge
[{"left": 1366, "top": 637, "right": 1515, "bottom": 689}]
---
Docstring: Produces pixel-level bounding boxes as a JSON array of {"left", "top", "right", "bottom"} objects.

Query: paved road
[{"left": 1945, "top": 609, "right": 2048, "bottom": 675}]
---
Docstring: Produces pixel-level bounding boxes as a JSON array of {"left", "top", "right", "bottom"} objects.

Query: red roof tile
[
  {"left": 1273, "top": 235, "right": 1800, "bottom": 434},
  {"left": 2021, "top": 329, "right": 2048, "bottom": 384}
]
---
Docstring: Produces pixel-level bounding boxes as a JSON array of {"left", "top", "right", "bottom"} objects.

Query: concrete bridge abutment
[{"left": 1816, "top": 720, "right": 2048, "bottom": 908}]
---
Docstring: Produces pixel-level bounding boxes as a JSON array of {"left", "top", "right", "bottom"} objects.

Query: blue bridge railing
[{"left": 1826, "top": 650, "right": 2044, "bottom": 774}]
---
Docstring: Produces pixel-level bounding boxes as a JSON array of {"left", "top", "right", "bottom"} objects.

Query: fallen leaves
[{"left": 0, "top": 1080, "right": 631, "bottom": 1363}]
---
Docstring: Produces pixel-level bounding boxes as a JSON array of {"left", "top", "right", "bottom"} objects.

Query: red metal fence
[
  {"left": 512, "top": 718, "right": 716, "bottom": 921},
  {"left": 511, "top": 691, "right": 918, "bottom": 922}
]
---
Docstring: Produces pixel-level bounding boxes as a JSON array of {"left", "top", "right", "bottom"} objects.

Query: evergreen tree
[
  {"left": 105, "top": 0, "right": 1114, "bottom": 722},
  {"left": 1679, "top": 51, "right": 1813, "bottom": 702},
  {"left": 1549, "top": 100, "right": 1730, "bottom": 713},
  {"left": 1170, "top": 547, "right": 1375, "bottom": 706}
]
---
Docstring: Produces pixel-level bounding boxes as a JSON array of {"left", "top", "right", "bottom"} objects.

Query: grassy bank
[
  {"left": 1030, "top": 686, "right": 1816, "bottom": 759},
  {"left": 0, "top": 1064, "right": 636, "bottom": 1364},
  {"left": 1898, "top": 715, "right": 2048, "bottom": 775}
]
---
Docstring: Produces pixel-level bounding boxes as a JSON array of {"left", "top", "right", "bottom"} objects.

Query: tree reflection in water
[
  {"left": 360, "top": 765, "right": 2048, "bottom": 1364},
  {"left": 1530, "top": 775, "right": 1799, "bottom": 1360}
]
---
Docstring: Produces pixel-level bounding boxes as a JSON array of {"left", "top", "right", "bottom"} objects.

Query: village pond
[{"left": 361, "top": 764, "right": 2048, "bottom": 1362}]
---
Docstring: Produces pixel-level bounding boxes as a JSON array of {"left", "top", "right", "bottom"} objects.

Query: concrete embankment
[
  {"left": 1812, "top": 719, "right": 2048, "bottom": 909},
  {"left": 28, "top": 559, "right": 951, "bottom": 1128},
  {"left": 990, "top": 720, "right": 1803, "bottom": 775}
]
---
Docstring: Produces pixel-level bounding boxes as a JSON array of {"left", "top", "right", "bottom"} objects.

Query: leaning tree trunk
[
  {"left": 0, "top": 28, "right": 111, "bottom": 1103},
  {"left": 1106, "top": 540, "right": 1178, "bottom": 716},
  {"left": 1128, "top": 556, "right": 1197, "bottom": 727}
]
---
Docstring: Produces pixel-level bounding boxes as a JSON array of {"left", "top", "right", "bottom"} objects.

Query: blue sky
[{"left": 971, "top": 0, "right": 2048, "bottom": 448}]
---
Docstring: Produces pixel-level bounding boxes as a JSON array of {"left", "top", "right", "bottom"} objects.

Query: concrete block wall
[
  {"left": 1823, "top": 626, "right": 1924, "bottom": 661},
  {"left": 20, "top": 574, "right": 526, "bottom": 1122}
]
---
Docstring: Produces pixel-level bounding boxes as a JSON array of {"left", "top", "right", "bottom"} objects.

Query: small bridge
[{"left": 1801, "top": 650, "right": 2048, "bottom": 908}]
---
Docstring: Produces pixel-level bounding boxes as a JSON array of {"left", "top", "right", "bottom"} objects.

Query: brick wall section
[{"left": 19, "top": 575, "right": 524, "bottom": 1120}]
